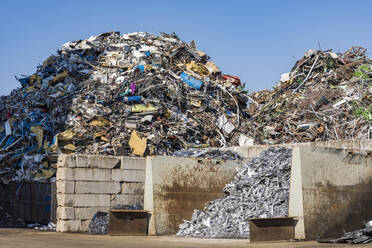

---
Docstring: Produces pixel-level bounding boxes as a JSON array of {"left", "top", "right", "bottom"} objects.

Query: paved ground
[{"left": 0, "top": 229, "right": 372, "bottom": 248}]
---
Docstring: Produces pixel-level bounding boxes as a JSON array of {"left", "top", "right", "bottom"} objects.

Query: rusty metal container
[
  {"left": 249, "top": 217, "right": 296, "bottom": 242},
  {"left": 108, "top": 210, "right": 149, "bottom": 236}
]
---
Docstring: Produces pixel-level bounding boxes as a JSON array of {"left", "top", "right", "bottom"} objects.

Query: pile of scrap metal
[
  {"left": 318, "top": 221, "right": 372, "bottom": 244},
  {"left": 177, "top": 147, "right": 292, "bottom": 238},
  {"left": 0, "top": 31, "right": 250, "bottom": 183},
  {"left": 246, "top": 46, "right": 372, "bottom": 144}
]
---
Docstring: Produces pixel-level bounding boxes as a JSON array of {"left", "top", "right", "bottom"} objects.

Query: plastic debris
[
  {"left": 180, "top": 72, "right": 204, "bottom": 89},
  {"left": 177, "top": 147, "right": 292, "bottom": 238}
]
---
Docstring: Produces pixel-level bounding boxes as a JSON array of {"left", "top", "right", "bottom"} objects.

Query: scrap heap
[
  {"left": 0, "top": 30, "right": 370, "bottom": 183},
  {"left": 177, "top": 147, "right": 292, "bottom": 238},
  {"left": 0, "top": 31, "right": 250, "bottom": 183},
  {"left": 246, "top": 47, "right": 371, "bottom": 144}
]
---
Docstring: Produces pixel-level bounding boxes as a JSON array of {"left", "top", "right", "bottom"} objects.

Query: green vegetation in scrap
[
  {"left": 352, "top": 102, "right": 372, "bottom": 123},
  {"left": 354, "top": 64, "right": 371, "bottom": 80}
]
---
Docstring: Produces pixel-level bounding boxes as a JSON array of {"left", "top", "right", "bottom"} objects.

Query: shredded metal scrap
[
  {"left": 89, "top": 211, "right": 109, "bottom": 235},
  {"left": 173, "top": 149, "right": 242, "bottom": 160},
  {"left": 177, "top": 147, "right": 292, "bottom": 238},
  {"left": 318, "top": 222, "right": 372, "bottom": 244}
]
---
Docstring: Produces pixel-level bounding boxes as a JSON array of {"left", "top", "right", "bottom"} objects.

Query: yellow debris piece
[
  {"left": 197, "top": 51, "right": 206, "bottom": 57},
  {"left": 89, "top": 117, "right": 112, "bottom": 127},
  {"left": 44, "top": 140, "right": 51, "bottom": 153},
  {"left": 48, "top": 70, "right": 69, "bottom": 86},
  {"left": 129, "top": 130, "right": 147, "bottom": 157},
  {"left": 94, "top": 131, "right": 109, "bottom": 142},
  {"left": 31, "top": 126, "right": 43, "bottom": 148},
  {"left": 26, "top": 86, "right": 37, "bottom": 92},
  {"left": 190, "top": 98, "right": 202, "bottom": 108},
  {"left": 58, "top": 130, "right": 76, "bottom": 141},
  {"left": 64, "top": 143, "right": 76, "bottom": 151},
  {"left": 132, "top": 104, "right": 159, "bottom": 113},
  {"left": 34, "top": 168, "right": 56, "bottom": 180},
  {"left": 205, "top": 61, "right": 220, "bottom": 74},
  {"left": 30, "top": 74, "right": 42, "bottom": 85},
  {"left": 50, "top": 130, "right": 76, "bottom": 153},
  {"left": 186, "top": 61, "right": 209, "bottom": 77}
]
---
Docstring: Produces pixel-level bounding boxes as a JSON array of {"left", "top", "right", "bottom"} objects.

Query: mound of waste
[
  {"left": 177, "top": 147, "right": 292, "bottom": 238},
  {"left": 0, "top": 31, "right": 250, "bottom": 183},
  {"left": 0, "top": 30, "right": 370, "bottom": 183},
  {"left": 245, "top": 47, "right": 371, "bottom": 144}
]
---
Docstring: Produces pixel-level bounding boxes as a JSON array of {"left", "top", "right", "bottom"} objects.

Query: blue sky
[{"left": 1, "top": 0, "right": 371, "bottom": 96}]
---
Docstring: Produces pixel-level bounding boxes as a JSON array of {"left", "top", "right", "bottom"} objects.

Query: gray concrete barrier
[
  {"left": 289, "top": 146, "right": 372, "bottom": 240},
  {"left": 56, "top": 155, "right": 145, "bottom": 232}
]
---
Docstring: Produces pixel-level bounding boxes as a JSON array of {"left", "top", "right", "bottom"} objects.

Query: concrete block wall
[{"left": 56, "top": 155, "right": 145, "bottom": 232}]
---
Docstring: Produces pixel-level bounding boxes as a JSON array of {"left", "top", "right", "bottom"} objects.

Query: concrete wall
[
  {"left": 56, "top": 155, "right": 145, "bottom": 232},
  {"left": 289, "top": 146, "right": 372, "bottom": 240},
  {"left": 144, "top": 156, "right": 246, "bottom": 235},
  {"left": 55, "top": 139, "right": 372, "bottom": 236}
]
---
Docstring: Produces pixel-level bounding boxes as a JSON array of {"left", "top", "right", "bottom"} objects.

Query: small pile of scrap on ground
[{"left": 318, "top": 221, "right": 372, "bottom": 245}]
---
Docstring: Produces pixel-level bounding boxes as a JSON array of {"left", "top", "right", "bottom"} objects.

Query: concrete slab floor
[{"left": 0, "top": 229, "right": 371, "bottom": 248}]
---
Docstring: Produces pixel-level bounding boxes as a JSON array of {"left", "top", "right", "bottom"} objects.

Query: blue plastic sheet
[
  {"left": 134, "top": 65, "right": 145, "bottom": 72},
  {"left": 123, "top": 96, "right": 142, "bottom": 103},
  {"left": 180, "top": 72, "right": 203, "bottom": 90}
]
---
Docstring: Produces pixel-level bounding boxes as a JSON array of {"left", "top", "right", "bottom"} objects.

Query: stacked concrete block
[{"left": 56, "top": 155, "right": 145, "bottom": 232}]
